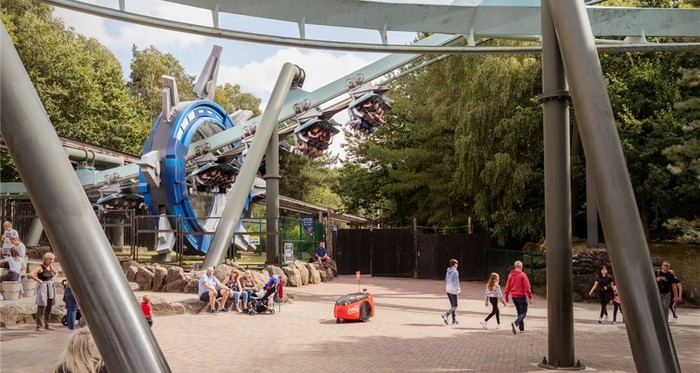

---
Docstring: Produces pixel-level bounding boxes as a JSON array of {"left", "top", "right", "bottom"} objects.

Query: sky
[{"left": 51, "top": 0, "right": 419, "bottom": 159}]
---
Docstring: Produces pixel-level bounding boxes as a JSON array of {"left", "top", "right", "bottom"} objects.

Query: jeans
[
  {"left": 445, "top": 293, "right": 458, "bottom": 321},
  {"left": 231, "top": 291, "right": 249, "bottom": 306},
  {"left": 66, "top": 306, "right": 78, "bottom": 330},
  {"left": 512, "top": 297, "right": 528, "bottom": 331}
]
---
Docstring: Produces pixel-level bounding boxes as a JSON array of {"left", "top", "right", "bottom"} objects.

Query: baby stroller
[{"left": 246, "top": 285, "right": 278, "bottom": 315}]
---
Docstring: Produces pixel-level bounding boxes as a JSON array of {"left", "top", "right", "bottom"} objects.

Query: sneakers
[
  {"left": 479, "top": 321, "right": 488, "bottom": 330},
  {"left": 511, "top": 322, "right": 517, "bottom": 335},
  {"left": 441, "top": 314, "right": 449, "bottom": 325},
  {"left": 45, "top": 325, "right": 55, "bottom": 331},
  {"left": 452, "top": 320, "right": 460, "bottom": 325},
  {"left": 35, "top": 326, "right": 42, "bottom": 331},
  {"left": 236, "top": 305, "right": 243, "bottom": 313},
  {"left": 519, "top": 330, "right": 526, "bottom": 334},
  {"left": 670, "top": 317, "right": 678, "bottom": 323},
  {"left": 219, "top": 308, "right": 229, "bottom": 313},
  {"left": 612, "top": 321, "right": 616, "bottom": 325},
  {"left": 209, "top": 309, "right": 217, "bottom": 315},
  {"left": 598, "top": 317, "right": 602, "bottom": 324},
  {"left": 496, "top": 324, "right": 502, "bottom": 330}
]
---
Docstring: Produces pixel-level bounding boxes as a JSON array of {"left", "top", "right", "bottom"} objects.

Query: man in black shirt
[{"left": 656, "top": 260, "right": 680, "bottom": 321}]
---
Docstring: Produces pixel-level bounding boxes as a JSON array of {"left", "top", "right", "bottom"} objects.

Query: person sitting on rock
[
  {"left": 198, "top": 267, "right": 230, "bottom": 315},
  {"left": 314, "top": 242, "right": 330, "bottom": 267}
]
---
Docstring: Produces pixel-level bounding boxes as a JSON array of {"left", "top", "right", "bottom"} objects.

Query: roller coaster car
[
  {"left": 189, "top": 162, "right": 239, "bottom": 191},
  {"left": 334, "top": 291, "right": 375, "bottom": 323},
  {"left": 95, "top": 193, "right": 144, "bottom": 211}
]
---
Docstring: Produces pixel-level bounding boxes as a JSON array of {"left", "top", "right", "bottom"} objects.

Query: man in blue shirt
[
  {"left": 198, "top": 267, "right": 230, "bottom": 315},
  {"left": 314, "top": 242, "right": 330, "bottom": 266}
]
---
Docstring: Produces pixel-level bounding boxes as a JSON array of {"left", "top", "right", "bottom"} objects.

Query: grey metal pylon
[
  {"left": 0, "top": 23, "right": 171, "bottom": 372},
  {"left": 203, "top": 63, "right": 303, "bottom": 267},
  {"left": 546, "top": 1, "right": 680, "bottom": 371},
  {"left": 541, "top": 0, "right": 576, "bottom": 368}
]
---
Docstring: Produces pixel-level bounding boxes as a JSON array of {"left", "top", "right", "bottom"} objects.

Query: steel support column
[
  {"left": 586, "top": 169, "right": 599, "bottom": 248},
  {"left": 0, "top": 24, "right": 170, "bottom": 373},
  {"left": 25, "top": 217, "right": 44, "bottom": 246},
  {"left": 265, "top": 117, "right": 280, "bottom": 265},
  {"left": 203, "top": 63, "right": 302, "bottom": 267},
  {"left": 540, "top": 0, "right": 576, "bottom": 369},
  {"left": 546, "top": 1, "right": 680, "bottom": 371}
]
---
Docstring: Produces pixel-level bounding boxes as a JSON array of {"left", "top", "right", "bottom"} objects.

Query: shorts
[{"left": 199, "top": 289, "right": 223, "bottom": 302}]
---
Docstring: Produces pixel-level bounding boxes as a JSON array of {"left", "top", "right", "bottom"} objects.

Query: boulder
[
  {"left": 180, "top": 298, "right": 211, "bottom": 314},
  {"left": 214, "top": 264, "right": 235, "bottom": 282},
  {"left": 306, "top": 263, "right": 321, "bottom": 284},
  {"left": 1, "top": 303, "right": 63, "bottom": 327},
  {"left": 293, "top": 260, "right": 309, "bottom": 285},
  {"left": 125, "top": 266, "right": 138, "bottom": 282},
  {"left": 165, "top": 266, "right": 185, "bottom": 284},
  {"left": 119, "top": 259, "right": 140, "bottom": 273},
  {"left": 135, "top": 266, "right": 154, "bottom": 291},
  {"left": 282, "top": 266, "right": 301, "bottom": 287},
  {"left": 250, "top": 271, "right": 269, "bottom": 289},
  {"left": 183, "top": 278, "right": 199, "bottom": 294},
  {"left": 146, "top": 295, "right": 185, "bottom": 316},
  {"left": 152, "top": 265, "right": 168, "bottom": 292},
  {"left": 128, "top": 282, "right": 140, "bottom": 292},
  {"left": 264, "top": 265, "right": 285, "bottom": 282}
]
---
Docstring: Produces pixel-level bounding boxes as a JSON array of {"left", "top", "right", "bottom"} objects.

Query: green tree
[
  {"left": 128, "top": 45, "right": 195, "bottom": 123},
  {"left": 213, "top": 83, "right": 261, "bottom": 117},
  {"left": 662, "top": 66, "right": 700, "bottom": 243},
  {"left": 602, "top": 51, "right": 700, "bottom": 238},
  {"left": 1, "top": 0, "right": 148, "bottom": 182}
]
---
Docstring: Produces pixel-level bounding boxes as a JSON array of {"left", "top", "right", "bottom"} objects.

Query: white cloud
[
  {"left": 53, "top": 0, "right": 208, "bottom": 59},
  {"left": 218, "top": 48, "right": 372, "bottom": 100}
]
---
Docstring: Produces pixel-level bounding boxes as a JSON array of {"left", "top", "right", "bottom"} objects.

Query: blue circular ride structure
[{"left": 140, "top": 100, "right": 242, "bottom": 254}]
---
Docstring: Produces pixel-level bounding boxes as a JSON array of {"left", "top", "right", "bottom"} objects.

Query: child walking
[
  {"left": 141, "top": 295, "right": 153, "bottom": 327},
  {"left": 612, "top": 280, "right": 622, "bottom": 325},
  {"left": 440, "top": 259, "right": 461, "bottom": 325},
  {"left": 480, "top": 272, "right": 507, "bottom": 330}
]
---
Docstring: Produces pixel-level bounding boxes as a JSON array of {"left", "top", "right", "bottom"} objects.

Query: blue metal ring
[{"left": 140, "top": 100, "right": 239, "bottom": 253}]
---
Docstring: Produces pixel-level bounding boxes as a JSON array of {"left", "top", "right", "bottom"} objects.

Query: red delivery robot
[{"left": 334, "top": 290, "right": 375, "bottom": 323}]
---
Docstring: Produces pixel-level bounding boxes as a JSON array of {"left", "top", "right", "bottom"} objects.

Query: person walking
[
  {"left": 480, "top": 272, "right": 507, "bottom": 330},
  {"left": 656, "top": 260, "right": 680, "bottom": 322},
  {"left": 504, "top": 260, "right": 533, "bottom": 334},
  {"left": 611, "top": 280, "right": 622, "bottom": 325},
  {"left": 588, "top": 265, "right": 614, "bottom": 323},
  {"left": 440, "top": 259, "right": 461, "bottom": 325}
]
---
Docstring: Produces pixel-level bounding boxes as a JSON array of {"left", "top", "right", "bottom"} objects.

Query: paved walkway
[{"left": 2, "top": 276, "right": 699, "bottom": 372}]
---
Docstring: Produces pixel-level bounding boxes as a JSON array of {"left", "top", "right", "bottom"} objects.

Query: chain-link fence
[{"left": 279, "top": 215, "right": 324, "bottom": 262}]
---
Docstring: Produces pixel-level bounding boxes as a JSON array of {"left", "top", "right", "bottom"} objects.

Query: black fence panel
[
  {"left": 417, "top": 232, "right": 494, "bottom": 280},
  {"left": 337, "top": 228, "right": 495, "bottom": 279},
  {"left": 371, "top": 228, "right": 413, "bottom": 277},
  {"left": 335, "top": 229, "right": 371, "bottom": 275}
]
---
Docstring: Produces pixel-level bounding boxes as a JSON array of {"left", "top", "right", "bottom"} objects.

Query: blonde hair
[
  {"left": 230, "top": 269, "right": 241, "bottom": 280},
  {"left": 42, "top": 252, "right": 56, "bottom": 265},
  {"left": 142, "top": 295, "right": 150, "bottom": 304},
  {"left": 487, "top": 272, "right": 500, "bottom": 290},
  {"left": 55, "top": 328, "right": 105, "bottom": 373}
]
